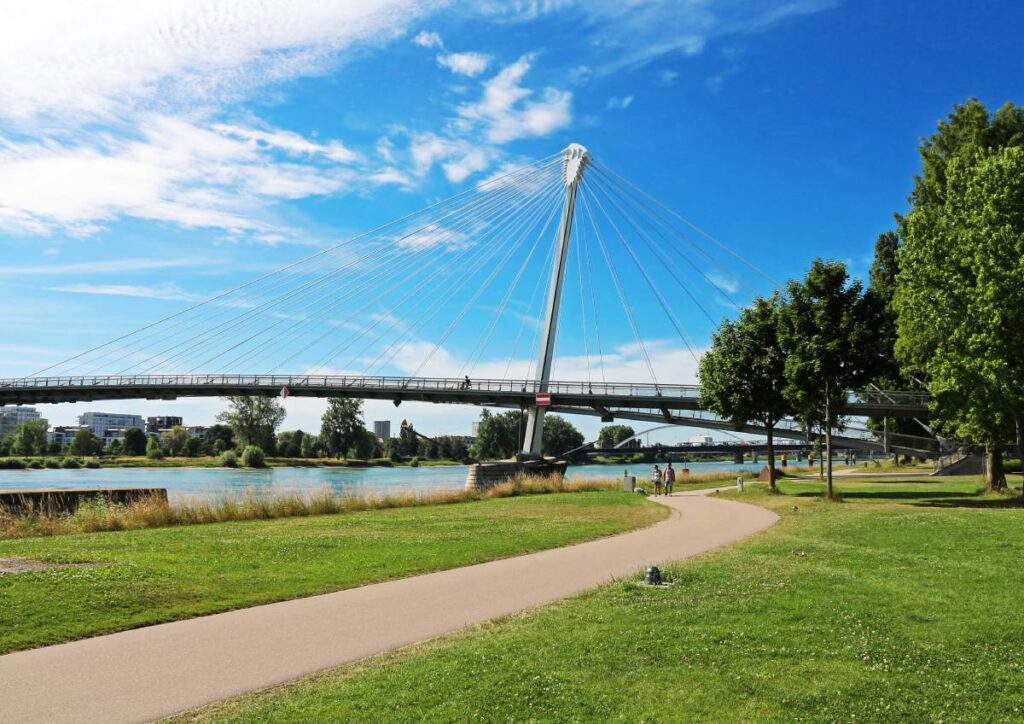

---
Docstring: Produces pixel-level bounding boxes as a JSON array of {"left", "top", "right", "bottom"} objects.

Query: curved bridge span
[{"left": 0, "top": 374, "right": 929, "bottom": 418}]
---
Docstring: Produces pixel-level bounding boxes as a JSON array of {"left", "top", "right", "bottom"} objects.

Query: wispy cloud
[
  {"left": 0, "top": 1, "right": 437, "bottom": 123},
  {"left": 437, "top": 52, "right": 492, "bottom": 77},
  {"left": 704, "top": 271, "right": 740, "bottom": 294},
  {"left": 456, "top": 55, "right": 572, "bottom": 145},
  {"left": 45, "top": 283, "right": 203, "bottom": 302},
  {"left": 606, "top": 95, "right": 634, "bottom": 110},
  {"left": 0, "top": 257, "right": 206, "bottom": 277}
]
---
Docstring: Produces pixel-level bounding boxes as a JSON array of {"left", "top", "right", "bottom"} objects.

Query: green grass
[
  {"left": 180, "top": 474, "right": 1024, "bottom": 723},
  {"left": 0, "top": 490, "right": 664, "bottom": 655}
]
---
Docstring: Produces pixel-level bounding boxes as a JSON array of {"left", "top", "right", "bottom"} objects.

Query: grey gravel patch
[{"left": 0, "top": 557, "right": 102, "bottom": 574}]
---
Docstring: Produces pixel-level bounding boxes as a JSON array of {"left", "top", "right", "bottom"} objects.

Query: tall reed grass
[{"left": 0, "top": 473, "right": 617, "bottom": 540}]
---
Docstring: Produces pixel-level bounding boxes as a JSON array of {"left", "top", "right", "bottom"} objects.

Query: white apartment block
[{"left": 78, "top": 411, "right": 145, "bottom": 437}]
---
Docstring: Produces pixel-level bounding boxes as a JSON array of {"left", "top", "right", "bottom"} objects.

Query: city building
[
  {"left": 471, "top": 421, "right": 481, "bottom": 436},
  {"left": 0, "top": 406, "right": 44, "bottom": 437},
  {"left": 373, "top": 420, "right": 391, "bottom": 442},
  {"left": 147, "top": 416, "right": 183, "bottom": 433},
  {"left": 47, "top": 425, "right": 82, "bottom": 448},
  {"left": 686, "top": 435, "right": 714, "bottom": 446},
  {"left": 79, "top": 412, "right": 145, "bottom": 438},
  {"left": 186, "top": 426, "right": 207, "bottom": 439}
]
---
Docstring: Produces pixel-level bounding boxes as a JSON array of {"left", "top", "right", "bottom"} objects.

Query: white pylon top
[{"left": 562, "top": 143, "right": 589, "bottom": 187}]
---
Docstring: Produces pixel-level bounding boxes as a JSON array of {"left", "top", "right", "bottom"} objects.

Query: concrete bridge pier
[{"left": 732, "top": 452, "right": 744, "bottom": 465}]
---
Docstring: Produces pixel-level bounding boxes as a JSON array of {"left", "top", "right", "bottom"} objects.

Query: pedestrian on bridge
[
  {"left": 664, "top": 462, "right": 675, "bottom": 496},
  {"left": 651, "top": 464, "right": 663, "bottom": 496}
]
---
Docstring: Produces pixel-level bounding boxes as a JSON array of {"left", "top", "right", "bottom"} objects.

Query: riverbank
[
  {"left": 0, "top": 486, "right": 666, "bottom": 655},
  {"left": 0, "top": 455, "right": 469, "bottom": 470},
  {"left": 175, "top": 473, "right": 1024, "bottom": 722}
]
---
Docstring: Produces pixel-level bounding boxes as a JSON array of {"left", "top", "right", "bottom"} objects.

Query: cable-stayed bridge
[{"left": 0, "top": 144, "right": 942, "bottom": 458}]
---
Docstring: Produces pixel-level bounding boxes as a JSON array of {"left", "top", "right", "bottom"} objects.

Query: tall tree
[
  {"left": 161, "top": 426, "right": 190, "bottom": 457},
  {"left": 597, "top": 424, "right": 636, "bottom": 449},
  {"left": 895, "top": 100, "right": 1024, "bottom": 488},
  {"left": 319, "top": 398, "right": 363, "bottom": 459},
  {"left": 217, "top": 396, "right": 285, "bottom": 453},
  {"left": 8, "top": 419, "right": 49, "bottom": 457},
  {"left": 779, "top": 260, "right": 888, "bottom": 498},
  {"left": 122, "top": 427, "right": 147, "bottom": 456},
  {"left": 473, "top": 409, "right": 521, "bottom": 460},
  {"left": 69, "top": 428, "right": 101, "bottom": 456},
  {"left": 699, "top": 293, "right": 790, "bottom": 489},
  {"left": 542, "top": 415, "right": 584, "bottom": 457}
]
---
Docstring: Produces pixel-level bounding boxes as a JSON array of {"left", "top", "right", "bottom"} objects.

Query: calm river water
[{"left": 0, "top": 461, "right": 765, "bottom": 500}]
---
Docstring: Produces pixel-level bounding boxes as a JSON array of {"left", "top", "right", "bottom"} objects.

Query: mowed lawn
[
  {"left": 181, "top": 476, "right": 1024, "bottom": 723},
  {"left": 0, "top": 491, "right": 665, "bottom": 654}
]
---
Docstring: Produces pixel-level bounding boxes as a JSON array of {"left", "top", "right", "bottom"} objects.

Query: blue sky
[{"left": 1, "top": 0, "right": 1021, "bottom": 439}]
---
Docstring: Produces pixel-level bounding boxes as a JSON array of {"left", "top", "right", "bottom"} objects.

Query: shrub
[
  {"left": 44, "top": 458, "right": 61, "bottom": 469},
  {"left": 0, "top": 459, "right": 27, "bottom": 469},
  {"left": 61, "top": 457, "right": 82, "bottom": 469},
  {"left": 240, "top": 445, "right": 266, "bottom": 468},
  {"left": 146, "top": 436, "right": 164, "bottom": 460},
  {"left": 409, "top": 456, "right": 420, "bottom": 468},
  {"left": 219, "top": 450, "right": 238, "bottom": 468},
  {"left": 26, "top": 459, "right": 43, "bottom": 469},
  {"left": 84, "top": 460, "right": 100, "bottom": 469}
]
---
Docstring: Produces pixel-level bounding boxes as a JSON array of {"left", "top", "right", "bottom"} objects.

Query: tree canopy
[
  {"left": 598, "top": 424, "right": 635, "bottom": 449},
  {"left": 319, "top": 398, "right": 364, "bottom": 459},
  {"left": 217, "top": 396, "right": 285, "bottom": 453},
  {"left": 699, "top": 293, "right": 790, "bottom": 487},
  {"left": 894, "top": 99, "right": 1024, "bottom": 489},
  {"left": 542, "top": 415, "right": 584, "bottom": 457}
]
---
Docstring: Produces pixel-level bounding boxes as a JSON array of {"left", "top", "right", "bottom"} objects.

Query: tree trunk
[
  {"left": 985, "top": 444, "right": 1007, "bottom": 492},
  {"left": 1016, "top": 411, "right": 1024, "bottom": 484},
  {"left": 824, "top": 385, "right": 834, "bottom": 499},
  {"left": 766, "top": 424, "right": 776, "bottom": 491}
]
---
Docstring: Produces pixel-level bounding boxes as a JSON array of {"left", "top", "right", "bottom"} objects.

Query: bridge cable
[
  {"left": 25, "top": 152, "right": 561, "bottom": 379},
  {"left": 578, "top": 183, "right": 661, "bottom": 389}
]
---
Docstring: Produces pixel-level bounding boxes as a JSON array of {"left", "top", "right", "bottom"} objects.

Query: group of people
[{"left": 650, "top": 462, "right": 675, "bottom": 496}]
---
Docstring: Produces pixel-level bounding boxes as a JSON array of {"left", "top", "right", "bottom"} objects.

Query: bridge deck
[{"left": 0, "top": 374, "right": 930, "bottom": 418}]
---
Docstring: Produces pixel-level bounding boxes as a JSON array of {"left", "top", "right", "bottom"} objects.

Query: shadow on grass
[{"left": 785, "top": 488, "right": 1024, "bottom": 509}]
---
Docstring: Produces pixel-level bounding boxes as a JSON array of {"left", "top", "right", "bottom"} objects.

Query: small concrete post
[{"left": 736, "top": 476, "right": 744, "bottom": 492}]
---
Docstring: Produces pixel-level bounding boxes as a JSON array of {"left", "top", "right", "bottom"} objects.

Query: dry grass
[{"left": 0, "top": 473, "right": 617, "bottom": 540}]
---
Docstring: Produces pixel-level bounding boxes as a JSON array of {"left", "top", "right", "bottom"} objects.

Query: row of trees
[
  {"left": 698, "top": 262, "right": 887, "bottom": 497},
  {"left": 699, "top": 99, "right": 1024, "bottom": 494}
]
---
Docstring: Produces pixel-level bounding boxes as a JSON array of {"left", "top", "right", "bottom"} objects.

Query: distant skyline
[{"left": 1, "top": 1, "right": 1021, "bottom": 439}]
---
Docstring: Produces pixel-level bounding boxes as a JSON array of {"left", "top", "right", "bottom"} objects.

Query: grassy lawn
[
  {"left": 181, "top": 475, "right": 1024, "bottom": 723},
  {"left": 0, "top": 491, "right": 664, "bottom": 655}
]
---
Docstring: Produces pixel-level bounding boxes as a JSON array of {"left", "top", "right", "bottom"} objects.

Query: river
[{"left": 0, "top": 461, "right": 766, "bottom": 500}]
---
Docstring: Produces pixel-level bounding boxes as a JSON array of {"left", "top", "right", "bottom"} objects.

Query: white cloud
[
  {"left": 472, "top": 0, "right": 836, "bottom": 75},
  {"left": 413, "top": 30, "right": 445, "bottom": 49},
  {"left": 0, "top": 115, "right": 370, "bottom": 236},
  {"left": 657, "top": 69, "right": 679, "bottom": 86},
  {"left": 0, "top": 257, "right": 205, "bottom": 277},
  {"left": 437, "top": 52, "right": 491, "bottom": 77},
  {"left": 606, "top": 95, "right": 634, "bottom": 110},
  {"left": 46, "top": 283, "right": 203, "bottom": 302},
  {"left": 0, "top": 0, "right": 439, "bottom": 122},
  {"left": 704, "top": 272, "right": 740, "bottom": 294},
  {"left": 409, "top": 133, "right": 495, "bottom": 183},
  {"left": 457, "top": 56, "right": 572, "bottom": 144}
]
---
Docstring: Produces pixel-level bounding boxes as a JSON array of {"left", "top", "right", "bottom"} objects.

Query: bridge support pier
[{"left": 732, "top": 452, "right": 744, "bottom": 465}]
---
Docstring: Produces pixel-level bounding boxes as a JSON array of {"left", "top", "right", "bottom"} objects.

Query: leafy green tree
[
  {"left": 300, "top": 433, "right": 319, "bottom": 458},
  {"left": 277, "top": 430, "right": 306, "bottom": 458},
  {"left": 69, "top": 428, "right": 101, "bottom": 456},
  {"left": 146, "top": 435, "right": 164, "bottom": 459},
  {"left": 779, "top": 260, "right": 888, "bottom": 498},
  {"left": 122, "top": 427, "right": 147, "bottom": 456},
  {"left": 240, "top": 445, "right": 266, "bottom": 468},
  {"left": 895, "top": 100, "right": 1024, "bottom": 489},
  {"left": 161, "top": 426, "right": 190, "bottom": 457},
  {"left": 350, "top": 428, "right": 379, "bottom": 460},
  {"left": 201, "top": 424, "right": 235, "bottom": 455},
  {"left": 8, "top": 419, "right": 49, "bottom": 456},
  {"left": 186, "top": 437, "right": 202, "bottom": 457},
  {"left": 699, "top": 293, "right": 790, "bottom": 489},
  {"left": 397, "top": 422, "right": 419, "bottom": 457},
  {"left": 320, "top": 398, "right": 363, "bottom": 459},
  {"left": 473, "top": 409, "right": 521, "bottom": 460},
  {"left": 597, "top": 424, "right": 635, "bottom": 449},
  {"left": 217, "top": 396, "right": 285, "bottom": 453},
  {"left": 542, "top": 415, "right": 584, "bottom": 457}
]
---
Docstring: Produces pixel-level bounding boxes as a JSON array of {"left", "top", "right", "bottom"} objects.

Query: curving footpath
[{"left": 0, "top": 489, "right": 778, "bottom": 724}]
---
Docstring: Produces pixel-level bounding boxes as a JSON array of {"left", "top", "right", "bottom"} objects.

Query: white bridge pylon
[{"left": 521, "top": 143, "right": 589, "bottom": 458}]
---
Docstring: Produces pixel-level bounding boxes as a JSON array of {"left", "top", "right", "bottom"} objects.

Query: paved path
[{"left": 0, "top": 490, "right": 778, "bottom": 724}]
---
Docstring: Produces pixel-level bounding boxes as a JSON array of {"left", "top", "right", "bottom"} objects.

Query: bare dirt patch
[{"left": 0, "top": 558, "right": 101, "bottom": 574}]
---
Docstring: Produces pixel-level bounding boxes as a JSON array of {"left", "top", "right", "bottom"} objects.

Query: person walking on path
[
  {"left": 664, "top": 462, "right": 676, "bottom": 496},
  {"left": 652, "top": 464, "right": 663, "bottom": 496}
]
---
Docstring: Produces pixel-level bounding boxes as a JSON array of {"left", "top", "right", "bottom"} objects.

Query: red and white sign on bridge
[{"left": 535, "top": 392, "right": 551, "bottom": 407}]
